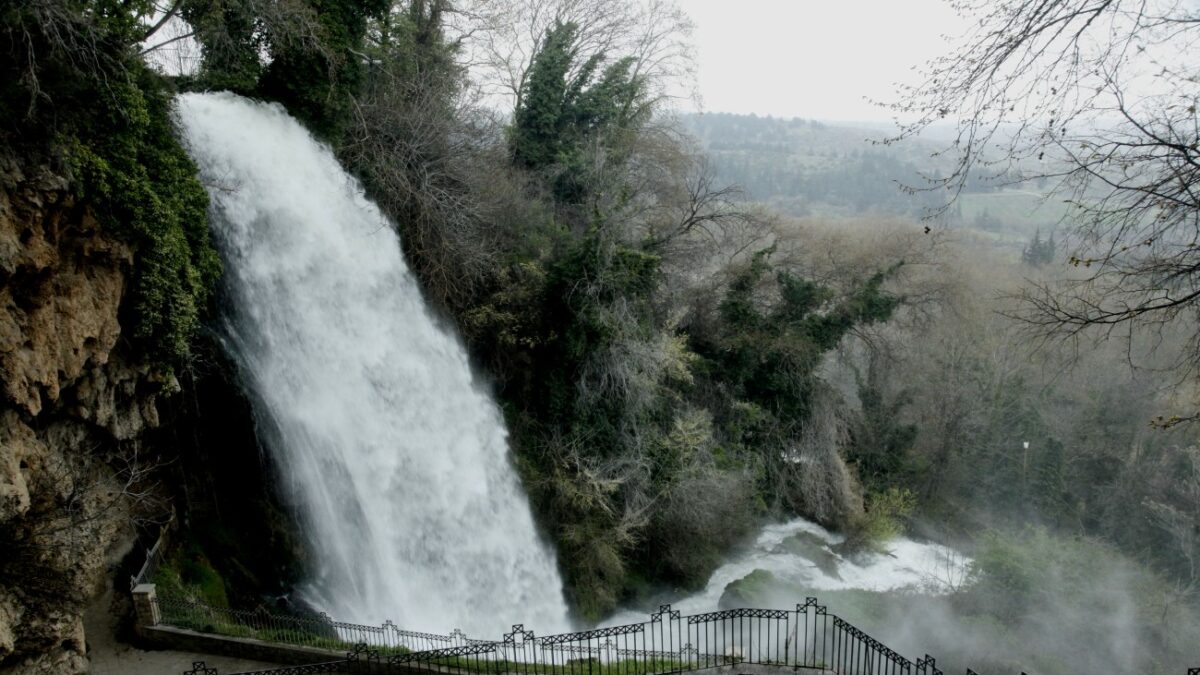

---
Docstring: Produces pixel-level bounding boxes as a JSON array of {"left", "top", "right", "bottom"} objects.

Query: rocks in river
[
  {"left": 778, "top": 531, "right": 842, "bottom": 580},
  {"left": 718, "top": 534, "right": 846, "bottom": 609},
  {"left": 719, "top": 569, "right": 781, "bottom": 609}
]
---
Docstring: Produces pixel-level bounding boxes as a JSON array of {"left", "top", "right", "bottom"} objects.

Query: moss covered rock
[
  {"left": 779, "top": 532, "right": 842, "bottom": 580},
  {"left": 719, "top": 569, "right": 780, "bottom": 609}
]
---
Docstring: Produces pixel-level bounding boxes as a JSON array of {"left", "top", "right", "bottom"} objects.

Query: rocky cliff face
[{"left": 0, "top": 155, "right": 171, "bottom": 674}]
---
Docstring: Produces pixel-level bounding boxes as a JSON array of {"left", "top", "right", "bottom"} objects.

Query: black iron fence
[
  {"left": 179, "top": 600, "right": 951, "bottom": 675},
  {"left": 173, "top": 599, "right": 1200, "bottom": 675}
]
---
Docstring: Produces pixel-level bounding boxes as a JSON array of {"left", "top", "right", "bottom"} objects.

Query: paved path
[{"left": 84, "top": 589, "right": 282, "bottom": 675}]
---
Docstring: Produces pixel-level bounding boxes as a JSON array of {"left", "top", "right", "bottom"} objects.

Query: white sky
[
  {"left": 146, "top": 0, "right": 971, "bottom": 124},
  {"left": 682, "top": 0, "right": 967, "bottom": 122}
]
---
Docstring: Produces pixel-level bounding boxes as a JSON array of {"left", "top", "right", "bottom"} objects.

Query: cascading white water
[
  {"left": 175, "top": 91, "right": 569, "bottom": 636},
  {"left": 606, "top": 517, "right": 969, "bottom": 625}
]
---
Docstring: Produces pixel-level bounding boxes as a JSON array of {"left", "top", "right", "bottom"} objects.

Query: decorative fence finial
[
  {"left": 915, "top": 654, "right": 943, "bottom": 675},
  {"left": 505, "top": 624, "right": 534, "bottom": 643},
  {"left": 651, "top": 603, "right": 679, "bottom": 620}
]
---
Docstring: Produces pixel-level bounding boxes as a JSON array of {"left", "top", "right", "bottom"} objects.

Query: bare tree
[
  {"left": 892, "top": 0, "right": 1200, "bottom": 417},
  {"left": 5, "top": 0, "right": 138, "bottom": 117},
  {"left": 341, "top": 68, "right": 500, "bottom": 309},
  {"left": 452, "top": 0, "right": 696, "bottom": 110}
]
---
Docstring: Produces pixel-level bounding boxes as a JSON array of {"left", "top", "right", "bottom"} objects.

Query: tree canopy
[{"left": 895, "top": 0, "right": 1200, "bottom": 418}]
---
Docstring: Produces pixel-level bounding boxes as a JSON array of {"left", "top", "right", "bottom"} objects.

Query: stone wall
[{"left": 138, "top": 625, "right": 338, "bottom": 668}]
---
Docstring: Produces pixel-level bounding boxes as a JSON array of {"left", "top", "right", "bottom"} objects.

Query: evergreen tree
[
  {"left": 1022, "top": 228, "right": 1056, "bottom": 267},
  {"left": 510, "top": 22, "right": 647, "bottom": 202}
]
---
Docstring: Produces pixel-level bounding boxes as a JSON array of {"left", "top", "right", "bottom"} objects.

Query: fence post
[{"left": 131, "top": 583, "right": 161, "bottom": 633}]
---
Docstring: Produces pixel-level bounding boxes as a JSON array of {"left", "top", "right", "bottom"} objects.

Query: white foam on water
[{"left": 608, "top": 517, "right": 968, "bottom": 624}]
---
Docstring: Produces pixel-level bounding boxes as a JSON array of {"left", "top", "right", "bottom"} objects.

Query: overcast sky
[{"left": 682, "top": 1, "right": 967, "bottom": 122}]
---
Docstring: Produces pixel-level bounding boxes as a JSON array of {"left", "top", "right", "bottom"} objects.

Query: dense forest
[{"left": 1, "top": 1, "right": 1199, "bottom": 674}]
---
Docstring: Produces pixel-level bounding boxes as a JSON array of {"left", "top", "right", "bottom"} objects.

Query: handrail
[
  {"left": 168, "top": 597, "right": 1200, "bottom": 675},
  {"left": 129, "top": 526, "right": 167, "bottom": 591}
]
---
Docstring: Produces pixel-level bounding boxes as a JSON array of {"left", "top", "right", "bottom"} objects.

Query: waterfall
[{"left": 175, "top": 91, "right": 569, "bottom": 635}]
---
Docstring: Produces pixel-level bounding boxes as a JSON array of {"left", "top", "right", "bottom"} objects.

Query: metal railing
[
  {"left": 130, "top": 527, "right": 167, "bottom": 591},
  {"left": 174, "top": 599, "right": 1200, "bottom": 675},
  {"left": 384, "top": 601, "right": 945, "bottom": 675},
  {"left": 179, "top": 600, "right": 946, "bottom": 675},
  {"left": 156, "top": 594, "right": 471, "bottom": 654}
]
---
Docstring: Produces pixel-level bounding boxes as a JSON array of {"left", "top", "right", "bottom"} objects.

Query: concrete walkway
[{"left": 84, "top": 589, "right": 283, "bottom": 675}]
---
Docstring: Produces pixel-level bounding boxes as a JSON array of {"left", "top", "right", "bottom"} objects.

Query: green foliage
[
  {"left": 965, "top": 528, "right": 1163, "bottom": 625},
  {"left": 511, "top": 22, "right": 580, "bottom": 171},
  {"left": 366, "top": 0, "right": 458, "bottom": 79},
  {"left": 848, "top": 379, "right": 918, "bottom": 493},
  {"left": 257, "top": 0, "right": 380, "bottom": 140},
  {"left": 957, "top": 527, "right": 1200, "bottom": 674},
  {"left": 1, "top": 1, "right": 220, "bottom": 368},
  {"left": 511, "top": 22, "right": 647, "bottom": 202},
  {"left": 462, "top": 261, "right": 551, "bottom": 352},
  {"left": 155, "top": 541, "right": 230, "bottom": 608},
  {"left": 178, "top": 0, "right": 266, "bottom": 93},
  {"left": 718, "top": 569, "right": 779, "bottom": 609},
  {"left": 0, "top": 0, "right": 152, "bottom": 128},
  {"left": 650, "top": 409, "right": 711, "bottom": 484},
  {"left": 535, "top": 231, "right": 662, "bottom": 427},
  {"left": 500, "top": 232, "right": 669, "bottom": 617},
  {"left": 706, "top": 249, "right": 901, "bottom": 421},
  {"left": 66, "top": 74, "right": 221, "bottom": 365},
  {"left": 182, "top": 0, "right": 389, "bottom": 138},
  {"left": 842, "top": 488, "right": 916, "bottom": 554},
  {"left": 1021, "top": 228, "right": 1056, "bottom": 266}
]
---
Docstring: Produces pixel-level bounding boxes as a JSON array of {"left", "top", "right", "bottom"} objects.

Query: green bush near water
[
  {"left": 153, "top": 541, "right": 230, "bottom": 608},
  {"left": 840, "top": 487, "right": 917, "bottom": 555}
]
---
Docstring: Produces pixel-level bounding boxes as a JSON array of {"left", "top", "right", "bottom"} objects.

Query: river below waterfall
[{"left": 608, "top": 517, "right": 968, "bottom": 625}]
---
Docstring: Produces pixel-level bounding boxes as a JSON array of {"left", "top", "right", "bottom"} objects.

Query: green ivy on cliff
[
  {"left": 66, "top": 72, "right": 221, "bottom": 365},
  {"left": 0, "top": 1, "right": 221, "bottom": 368}
]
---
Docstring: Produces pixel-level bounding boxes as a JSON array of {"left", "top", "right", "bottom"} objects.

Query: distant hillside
[{"left": 679, "top": 112, "right": 1065, "bottom": 241}]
